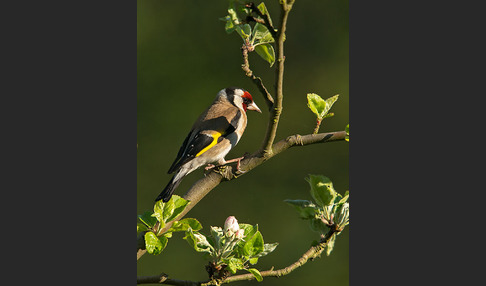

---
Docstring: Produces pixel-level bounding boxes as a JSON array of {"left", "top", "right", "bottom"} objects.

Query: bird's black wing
[{"left": 167, "top": 131, "right": 215, "bottom": 174}]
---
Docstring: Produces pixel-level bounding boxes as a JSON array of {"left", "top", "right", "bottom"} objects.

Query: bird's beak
[{"left": 247, "top": 102, "right": 262, "bottom": 113}]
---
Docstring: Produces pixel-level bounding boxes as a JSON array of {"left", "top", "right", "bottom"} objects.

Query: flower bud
[{"left": 224, "top": 216, "right": 240, "bottom": 237}]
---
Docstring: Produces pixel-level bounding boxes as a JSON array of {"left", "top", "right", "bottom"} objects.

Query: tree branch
[
  {"left": 138, "top": 227, "right": 338, "bottom": 285},
  {"left": 260, "top": 2, "right": 293, "bottom": 156},
  {"left": 137, "top": 130, "right": 346, "bottom": 260},
  {"left": 241, "top": 44, "right": 274, "bottom": 110}
]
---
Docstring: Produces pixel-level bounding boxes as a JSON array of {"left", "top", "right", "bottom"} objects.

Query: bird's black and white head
[{"left": 218, "top": 87, "right": 262, "bottom": 113}]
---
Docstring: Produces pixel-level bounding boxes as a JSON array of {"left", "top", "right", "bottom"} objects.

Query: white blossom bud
[{"left": 224, "top": 216, "right": 240, "bottom": 237}]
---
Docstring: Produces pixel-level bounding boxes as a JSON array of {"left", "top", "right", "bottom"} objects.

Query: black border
[
  {"left": 351, "top": 1, "right": 482, "bottom": 285},
  {"left": 4, "top": 1, "right": 136, "bottom": 284}
]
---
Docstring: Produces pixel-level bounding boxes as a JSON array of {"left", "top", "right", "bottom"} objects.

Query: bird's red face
[{"left": 242, "top": 91, "right": 261, "bottom": 113}]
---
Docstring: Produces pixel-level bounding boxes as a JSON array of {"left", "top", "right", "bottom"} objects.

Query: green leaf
[
  {"left": 244, "top": 231, "right": 264, "bottom": 257},
  {"left": 284, "top": 199, "right": 319, "bottom": 219},
  {"left": 256, "top": 32, "right": 275, "bottom": 46},
  {"left": 164, "top": 232, "right": 172, "bottom": 238},
  {"left": 162, "top": 198, "right": 175, "bottom": 222},
  {"left": 251, "top": 23, "right": 274, "bottom": 46},
  {"left": 220, "top": 15, "right": 236, "bottom": 34},
  {"left": 145, "top": 232, "right": 167, "bottom": 255},
  {"left": 255, "top": 242, "right": 279, "bottom": 258},
  {"left": 137, "top": 222, "right": 148, "bottom": 234},
  {"left": 247, "top": 268, "right": 263, "bottom": 282},
  {"left": 345, "top": 124, "right": 349, "bottom": 141},
  {"left": 254, "top": 43, "right": 275, "bottom": 66},
  {"left": 165, "top": 195, "right": 189, "bottom": 222},
  {"left": 252, "top": 23, "right": 269, "bottom": 42},
  {"left": 235, "top": 24, "right": 252, "bottom": 40},
  {"left": 138, "top": 211, "right": 157, "bottom": 228},
  {"left": 325, "top": 94, "right": 339, "bottom": 112},
  {"left": 222, "top": 1, "right": 243, "bottom": 34},
  {"left": 257, "top": 2, "right": 273, "bottom": 26},
  {"left": 184, "top": 229, "right": 213, "bottom": 254},
  {"left": 228, "top": 7, "right": 240, "bottom": 25},
  {"left": 334, "top": 202, "right": 350, "bottom": 229},
  {"left": 152, "top": 200, "right": 165, "bottom": 223},
  {"left": 307, "top": 94, "right": 339, "bottom": 119},
  {"left": 323, "top": 112, "right": 334, "bottom": 119},
  {"left": 209, "top": 226, "right": 224, "bottom": 249},
  {"left": 325, "top": 235, "right": 336, "bottom": 256},
  {"left": 239, "top": 223, "right": 258, "bottom": 239},
  {"left": 224, "top": 257, "right": 246, "bottom": 274},
  {"left": 306, "top": 175, "right": 337, "bottom": 207},
  {"left": 337, "top": 190, "right": 349, "bottom": 205},
  {"left": 234, "top": 224, "right": 257, "bottom": 258},
  {"left": 307, "top": 93, "right": 326, "bottom": 118},
  {"left": 168, "top": 218, "right": 202, "bottom": 233},
  {"left": 249, "top": 257, "right": 259, "bottom": 265}
]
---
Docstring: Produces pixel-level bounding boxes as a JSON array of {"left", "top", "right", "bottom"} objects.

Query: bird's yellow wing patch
[{"left": 195, "top": 131, "right": 222, "bottom": 157}]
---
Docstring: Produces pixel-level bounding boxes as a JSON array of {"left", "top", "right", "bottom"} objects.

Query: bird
[{"left": 155, "top": 87, "right": 262, "bottom": 202}]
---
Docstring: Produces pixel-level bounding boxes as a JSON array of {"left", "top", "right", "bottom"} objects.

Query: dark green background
[{"left": 137, "top": 0, "right": 349, "bottom": 285}]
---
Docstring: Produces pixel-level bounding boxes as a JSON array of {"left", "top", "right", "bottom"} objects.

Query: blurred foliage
[{"left": 137, "top": 0, "right": 348, "bottom": 285}]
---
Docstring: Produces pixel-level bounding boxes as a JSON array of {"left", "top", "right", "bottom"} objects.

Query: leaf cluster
[
  {"left": 220, "top": 1, "right": 276, "bottom": 66},
  {"left": 285, "top": 175, "right": 349, "bottom": 255},
  {"left": 184, "top": 221, "right": 278, "bottom": 282},
  {"left": 307, "top": 93, "right": 339, "bottom": 121},
  {"left": 137, "top": 195, "right": 202, "bottom": 255}
]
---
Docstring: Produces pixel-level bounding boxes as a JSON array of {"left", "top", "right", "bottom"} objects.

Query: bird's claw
[
  {"left": 205, "top": 164, "right": 216, "bottom": 171},
  {"left": 234, "top": 158, "right": 246, "bottom": 174}
]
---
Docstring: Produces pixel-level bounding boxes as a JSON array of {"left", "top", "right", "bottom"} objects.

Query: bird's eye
[{"left": 243, "top": 97, "right": 251, "bottom": 105}]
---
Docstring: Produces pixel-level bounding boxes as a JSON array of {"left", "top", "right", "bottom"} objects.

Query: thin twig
[
  {"left": 313, "top": 119, "right": 322, "bottom": 134},
  {"left": 241, "top": 44, "right": 274, "bottom": 110},
  {"left": 222, "top": 227, "right": 337, "bottom": 284},
  {"left": 260, "top": 3, "right": 293, "bottom": 156}
]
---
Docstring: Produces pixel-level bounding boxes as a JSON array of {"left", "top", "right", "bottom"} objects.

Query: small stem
[{"left": 313, "top": 118, "right": 322, "bottom": 134}]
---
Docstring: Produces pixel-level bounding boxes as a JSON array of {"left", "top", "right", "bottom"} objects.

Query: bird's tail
[{"left": 155, "top": 172, "right": 185, "bottom": 202}]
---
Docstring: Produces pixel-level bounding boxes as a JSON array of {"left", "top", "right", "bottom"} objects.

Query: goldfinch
[{"left": 155, "top": 87, "right": 262, "bottom": 202}]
